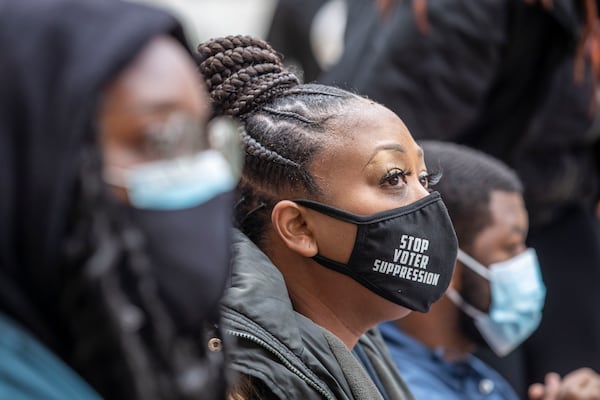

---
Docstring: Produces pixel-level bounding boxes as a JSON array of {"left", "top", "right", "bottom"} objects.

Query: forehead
[
  {"left": 488, "top": 190, "right": 527, "bottom": 227},
  {"left": 471, "top": 190, "right": 528, "bottom": 249},
  {"left": 102, "top": 36, "right": 209, "bottom": 121},
  {"left": 321, "top": 101, "right": 422, "bottom": 164}
]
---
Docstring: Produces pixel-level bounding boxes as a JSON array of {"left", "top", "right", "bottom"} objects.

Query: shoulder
[
  {"left": 376, "top": 324, "right": 463, "bottom": 400},
  {"left": 222, "top": 309, "right": 343, "bottom": 400},
  {"left": 0, "top": 313, "right": 101, "bottom": 399}
]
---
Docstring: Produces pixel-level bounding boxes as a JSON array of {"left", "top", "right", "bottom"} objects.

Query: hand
[
  {"left": 558, "top": 368, "right": 600, "bottom": 400},
  {"left": 529, "top": 372, "right": 561, "bottom": 400},
  {"left": 529, "top": 369, "right": 600, "bottom": 400}
]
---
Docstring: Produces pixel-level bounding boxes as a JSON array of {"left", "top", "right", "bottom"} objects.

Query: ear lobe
[{"left": 271, "top": 200, "right": 318, "bottom": 258}]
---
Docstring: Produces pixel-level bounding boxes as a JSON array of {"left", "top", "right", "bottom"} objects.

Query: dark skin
[
  {"left": 98, "top": 35, "right": 210, "bottom": 201},
  {"left": 396, "top": 190, "right": 528, "bottom": 360},
  {"left": 265, "top": 100, "right": 432, "bottom": 348},
  {"left": 529, "top": 368, "right": 600, "bottom": 400},
  {"left": 460, "top": 190, "right": 529, "bottom": 314},
  {"left": 395, "top": 191, "right": 600, "bottom": 399}
]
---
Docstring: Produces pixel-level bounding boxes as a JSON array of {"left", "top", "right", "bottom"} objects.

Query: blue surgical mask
[
  {"left": 104, "top": 150, "right": 236, "bottom": 210},
  {"left": 446, "top": 248, "right": 546, "bottom": 356}
]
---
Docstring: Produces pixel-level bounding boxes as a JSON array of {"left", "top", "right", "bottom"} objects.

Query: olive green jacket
[{"left": 222, "top": 230, "right": 415, "bottom": 400}]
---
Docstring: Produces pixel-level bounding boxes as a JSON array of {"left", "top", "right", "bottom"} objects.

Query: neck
[
  {"left": 265, "top": 230, "right": 410, "bottom": 349},
  {"left": 397, "top": 296, "right": 474, "bottom": 361},
  {"left": 288, "top": 281, "right": 368, "bottom": 348},
  {"left": 271, "top": 253, "right": 406, "bottom": 349}
]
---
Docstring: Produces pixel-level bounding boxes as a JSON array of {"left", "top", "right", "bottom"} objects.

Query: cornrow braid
[
  {"left": 261, "top": 106, "right": 318, "bottom": 125},
  {"left": 196, "top": 35, "right": 361, "bottom": 245},
  {"left": 197, "top": 35, "right": 299, "bottom": 116},
  {"left": 199, "top": 47, "right": 282, "bottom": 83},
  {"left": 283, "top": 87, "right": 347, "bottom": 98},
  {"left": 240, "top": 129, "right": 301, "bottom": 169},
  {"left": 211, "top": 64, "right": 299, "bottom": 117}
]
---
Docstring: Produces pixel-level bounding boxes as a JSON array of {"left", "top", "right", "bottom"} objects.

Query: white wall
[{"left": 131, "top": 0, "right": 277, "bottom": 44}]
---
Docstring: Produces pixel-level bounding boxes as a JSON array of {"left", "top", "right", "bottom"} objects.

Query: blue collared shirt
[{"left": 379, "top": 321, "right": 519, "bottom": 400}]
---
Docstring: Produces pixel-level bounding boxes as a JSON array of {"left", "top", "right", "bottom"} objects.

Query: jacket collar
[{"left": 222, "top": 229, "right": 305, "bottom": 354}]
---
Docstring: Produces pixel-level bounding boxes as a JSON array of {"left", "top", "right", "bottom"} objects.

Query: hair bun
[{"left": 196, "top": 35, "right": 299, "bottom": 117}]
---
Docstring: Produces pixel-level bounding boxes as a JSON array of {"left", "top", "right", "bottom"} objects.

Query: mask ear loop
[
  {"left": 446, "top": 288, "right": 487, "bottom": 320},
  {"left": 447, "top": 249, "right": 492, "bottom": 320},
  {"left": 103, "top": 165, "right": 129, "bottom": 188},
  {"left": 456, "top": 249, "right": 491, "bottom": 280}
]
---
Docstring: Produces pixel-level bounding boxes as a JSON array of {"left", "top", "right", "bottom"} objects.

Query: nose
[{"left": 407, "top": 179, "right": 430, "bottom": 204}]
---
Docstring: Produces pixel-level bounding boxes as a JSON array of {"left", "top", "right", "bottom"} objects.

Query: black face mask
[
  {"left": 126, "top": 191, "right": 234, "bottom": 332},
  {"left": 294, "top": 192, "right": 458, "bottom": 312}
]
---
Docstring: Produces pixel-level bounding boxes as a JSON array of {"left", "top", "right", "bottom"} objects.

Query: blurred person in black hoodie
[
  {"left": 323, "top": 0, "right": 600, "bottom": 397},
  {"left": 266, "top": 0, "right": 326, "bottom": 82},
  {"left": 0, "top": 0, "right": 237, "bottom": 398}
]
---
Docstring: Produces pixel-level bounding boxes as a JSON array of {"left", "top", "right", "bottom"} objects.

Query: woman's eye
[
  {"left": 380, "top": 169, "right": 407, "bottom": 187},
  {"left": 419, "top": 171, "right": 442, "bottom": 191}
]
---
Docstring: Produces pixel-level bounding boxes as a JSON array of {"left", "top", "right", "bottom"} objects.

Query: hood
[{"left": 0, "top": 0, "right": 188, "bottom": 347}]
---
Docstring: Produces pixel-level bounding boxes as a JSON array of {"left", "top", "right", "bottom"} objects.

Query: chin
[
  {"left": 376, "top": 297, "right": 412, "bottom": 322},
  {"left": 392, "top": 307, "right": 412, "bottom": 321}
]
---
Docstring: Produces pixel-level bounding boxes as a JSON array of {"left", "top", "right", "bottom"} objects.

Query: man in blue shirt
[
  {"left": 380, "top": 141, "right": 535, "bottom": 400},
  {"left": 381, "top": 141, "right": 600, "bottom": 400},
  {"left": 379, "top": 321, "right": 518, "bottom": 400}
]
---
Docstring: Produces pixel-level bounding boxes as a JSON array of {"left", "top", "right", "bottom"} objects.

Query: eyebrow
[
  {"left": 135, "top": 100, "right": 183, "bottom": 114},
  {"left": 105, "top": 101, "right": 183, "bottom": 118},
  {"left": 364, "top": 144, "right": 423, "bottom": 169}
]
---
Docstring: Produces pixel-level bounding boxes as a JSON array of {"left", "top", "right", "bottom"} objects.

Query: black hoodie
[
  {"left": 0, "top": 0, "right": 225, "bottom": 398},
  {"left": 323, "top": 0, "right": 600, "bottom": 229}
]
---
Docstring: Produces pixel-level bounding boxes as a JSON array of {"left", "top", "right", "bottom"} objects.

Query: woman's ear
[{"left": 271, "top": 200, "right": 318, "bottom": 257}]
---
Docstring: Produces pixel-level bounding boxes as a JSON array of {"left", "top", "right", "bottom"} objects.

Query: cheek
[
  {"left": 392, "top": 307, "right": 412, "bottom": 320},
  {"left": 470, "top": 229, "right": 506, "bottom": 266},
  {"left": 462, "top": 271, "right": 492, "bottom": 313},
  {"left": 312, "top": 215, "right": 358, "bottom": 263},
  {"left": 481, "top": 281, "right": 492, "bottom": 312}
]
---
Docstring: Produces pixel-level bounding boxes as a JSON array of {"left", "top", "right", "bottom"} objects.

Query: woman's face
[
  {"left": 303, "top": 100, "right": 431, "bottom": 266},
  {"left": 99, "top": 35, "right": 210, "bottom": 201}
]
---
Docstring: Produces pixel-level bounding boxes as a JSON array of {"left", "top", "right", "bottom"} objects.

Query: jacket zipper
[{"left": 226, "top": 329, "right": 336, "bottom": 400}]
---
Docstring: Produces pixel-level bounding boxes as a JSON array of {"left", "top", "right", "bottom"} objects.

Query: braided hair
[{"left": 197, "top": 35, "right": 362, "bottom": 245}]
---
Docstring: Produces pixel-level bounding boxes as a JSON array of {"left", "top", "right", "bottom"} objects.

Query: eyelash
[
  {"left": 380, "top": 168, "right": 409, "bottom": 187},
  {"left": 423, "top": 170, "right": 442, "bottom": 191},
  {"left": 380, "top": 169, "right": 442, "bottom": 190}
]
